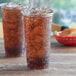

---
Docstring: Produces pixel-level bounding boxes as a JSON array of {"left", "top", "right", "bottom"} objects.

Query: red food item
[{"left": 54, "top": 29, "right": 76, "bottom": 46}]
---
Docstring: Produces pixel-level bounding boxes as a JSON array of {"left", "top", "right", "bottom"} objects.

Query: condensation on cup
[
  {"left": 22, "top": 8, "right": 53, "bottom": 69},
  {"left": 1, "top": 2, "right": 25, "bottom": 57}
]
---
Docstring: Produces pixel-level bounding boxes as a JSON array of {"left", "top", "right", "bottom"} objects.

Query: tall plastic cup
[
  {"left": 23, "top": 8, "right": 53, "bottom": 69},
  {"left": 1, "top": 2, "right": 24, "bottom": 57}
]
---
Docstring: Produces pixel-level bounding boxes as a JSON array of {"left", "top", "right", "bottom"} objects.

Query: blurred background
[{"left": 0, "top": 0, "right": 76, "bottom": 28}]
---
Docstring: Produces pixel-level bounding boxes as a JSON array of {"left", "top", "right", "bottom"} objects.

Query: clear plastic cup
[
  {"left": 1, "top": 2, "right": 25, "bottom": 57},
  {"left": 22, "top": 8, "right": 53, "bottom": 69}
]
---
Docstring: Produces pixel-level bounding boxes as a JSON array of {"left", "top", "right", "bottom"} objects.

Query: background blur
[{"left": 0, "top": 0, "right": 76, "bottom": 27}]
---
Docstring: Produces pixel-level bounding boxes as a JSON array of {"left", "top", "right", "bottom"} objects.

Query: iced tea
[
  {"left": 1, "top": 2, "right": 24, "bottom": 57},
  {"left": 23, "top": 9, "right": 53, "bottom": 69}
]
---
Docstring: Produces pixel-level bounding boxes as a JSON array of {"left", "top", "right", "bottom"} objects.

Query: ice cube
[
  {"left": 37, "top": 8, "right": 53, "bottom": 16},
  {"left": 5, "top": 2, "right": 20, "bottom": 9},
  {"left": 6, "top": 2, "right": 18, "bottom": 7}
]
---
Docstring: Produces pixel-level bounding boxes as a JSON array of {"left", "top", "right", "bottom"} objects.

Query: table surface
[
  {"left": 1, "top": 23, "right": 76, "bottom": 75},
  {"left": 0, "top": 38, "right": 76, "bottom": 76}
]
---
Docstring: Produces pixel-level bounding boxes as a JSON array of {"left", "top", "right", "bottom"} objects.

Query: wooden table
[
  {"left": 1, "top": 23, "right": 76, "bottom": 75},
  {"left": 0, "top": 38, "right": 76, "bottom": 76}
]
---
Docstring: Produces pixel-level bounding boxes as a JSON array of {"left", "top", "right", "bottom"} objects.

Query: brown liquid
[
  {"left": 1, "top": 7, "right": 24, "bottom": 57},
  {"left": 23, "top": 14, "right": 52, "bottom": 69}
]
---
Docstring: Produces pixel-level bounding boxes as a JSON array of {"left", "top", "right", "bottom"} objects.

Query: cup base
[
  {"left": 6, "top": 53, "right": 24, "bottom": 58},
  {"left": 28, "top": 64, "right": 48, "bottom": 70}
]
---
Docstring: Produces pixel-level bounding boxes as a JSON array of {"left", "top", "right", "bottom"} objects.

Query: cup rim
[
  {"left": 22, "top": 8, "right": 53, "bottom": 17},
  {"left": 0, "top": 2, "right": 25, "bottom": 10}
]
